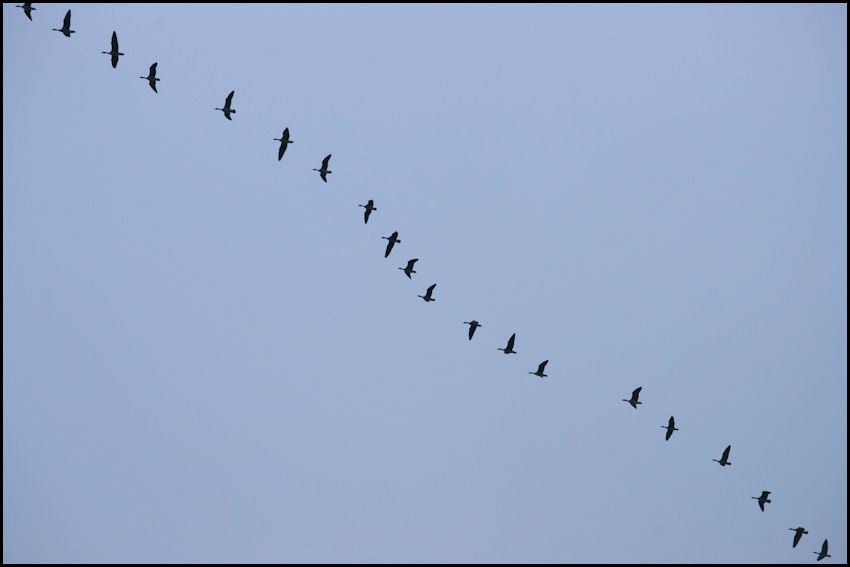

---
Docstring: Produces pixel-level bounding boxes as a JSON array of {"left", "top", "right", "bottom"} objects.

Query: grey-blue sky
[{"left": 3, "top": 4, "right": 846, "bottom": 563}]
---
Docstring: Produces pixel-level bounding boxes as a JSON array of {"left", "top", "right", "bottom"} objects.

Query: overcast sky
[{"left": 4, "top": 4, "right": 846, "bottom": 563}]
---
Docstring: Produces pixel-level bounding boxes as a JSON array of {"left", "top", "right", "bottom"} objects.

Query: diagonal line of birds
[{"left": 15, "top": 4, "right": 835, "bottom": 562}]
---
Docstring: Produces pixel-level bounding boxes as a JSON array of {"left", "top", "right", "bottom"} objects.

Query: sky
[{"left": 3, "top": 4, "right": 847, "bottom": 563}]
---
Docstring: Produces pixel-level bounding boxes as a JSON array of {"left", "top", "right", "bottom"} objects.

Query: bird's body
[
  {"left": 752, "top": 491, "right": 771, "bottom": 512},
  {"left": 215, "top": 90, "right": 236, "bottom": 120},
  {"left": 399, "top": 258, "right": 418, "bottom": 279},
  {"left": 313, "top": 154, "right": 332, "bottom": 182},
  {"left": 789, "top": 527, "right": 808, "bottom": 548},
  {"left": 101, "top": 31, "right": 124, "bottom": 68},
  {"left": 53, "top": 9, "right": 74, "bottom": 37},
  {"left": 623, "top": 386, "right": 642, "bottom": 408},
  {"left": 418, "top": 284, "right": 436, "bottom": 302},
  {"left": 529, "top": 360, "right": 548, "bottom": 378},
  {"left": 498, "top": 333, "right": 517, "bottom": 354},
  {"left": 140, "top": 62, "right": 160, "bottom": 92},
  {"left": 382, "top": 231, "right": 400, "bottom": 258},
  {"left": 463, "top": 320, "right": 482, "bottom": 340},
  {"left": 17, "top": 3, "right": 35, "bottom": 20},
  {"left": 274, "top": 127, "right": 293, "bottom": 160},
  {"left": 713, "top": 444, "right": 732, "bottom": 466},
  {"left": 814, "top": 539, "right": 831, "bottom": 561},
  {"left": 359, "top": 200, "right": 376, "bottom": 224},
  {"left": 660, "top": 416, "right": 678, "bottom": 440}
]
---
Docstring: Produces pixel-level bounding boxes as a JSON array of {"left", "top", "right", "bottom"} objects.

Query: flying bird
[
  {"left": 215, "top": 90, "right": 236, "bottom": 120},
  {"left": 751, "top": 491, "right": 771, "bottom": 512},
  {"left": 313, "top": 154, "right": 332, "bottom": 182},
  {"left": 789, "top": 527, "right": 808, "bottom": 548},
  {"left": 358, "top": 200, "right": 376, "bottom": 224},
  {"left": 418, "top": 284, "right": 436, "bottom": 302},
  {"left": 16, "top": 3, "right": 35, "bottom": 20},
  {"left": 498, "top": 333, "right": 516, "bottom": 354},
  {"left": 399, "top": 258, "right": 418, "bottom": 279},
  {"left": 622, "top": 386, "right": 642, "bottom": 408},
  {"left": 712, "top": 444, "right": 732, "bottom": 467},
  {"left": 140, "top": 62, "right": 160, "bottom": 92},
  {"left": 382, "top": 231, "right": 400, "bottom": 258},
  {"left": 274, "top": 127, "right": 293, "bottom": 160},
  {"left": 463, "top": 320, "right": 482, "bottom": 340},
  {"left": 814, "top": 539, "right": 831, "bottom": 561},
  {"left": 52, "top": 9, "right": 74, "bottom": 37},
  {"left": 529, "top": 360, "right": 548, "bottom": 378},
  {"left": 101, "top": 31, "right": 124, "bottom": 68},
  {"left": 660, "top": 416, "right": 678, "bottom": 440}
]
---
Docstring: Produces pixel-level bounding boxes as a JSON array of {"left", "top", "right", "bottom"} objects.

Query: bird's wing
[
  {"left": 111, "top": 31, "right": 118, "bottom": 50},
  {"left": 226, "top": 91, "right": 234, "bottom": 106},
  {"left": 320, "top": 172, "right": 327, "bottom": 182},
  {"left": 283, "top": 127, "right": 290, "bottom": 140},
  {"left": 323, "top": 154, "right": 331, "bottom": 168},
  {"left": 151, "top": 82, "right": 158, "bottom": 93},
  {"left": 64, "top": 10, "right": 71, "bottom": 27},
  {"left": 540, "top": 360, "right": 548, "bottom": 370},
  {"left": 723, "top": 445, "right": 731, "bottom": 459},
  {"left": 151, "top": 62, "right": 158, "bottom": 74},
  {"left": 507, "top": 334, "right": 515, "bottom": 348},
  {"left": 758, "top": 500, "right": 765, "bottom": 511},
  {"left": 666, "top": 429, "right": 673, "bottom": 440},
  {"left": 278, "top": 144, "right": 285, "bottom": 160},
  {"left": 633, "top": 387, "right": 642, "bottom": 398},
  {"left": 428, "top": 284, "right": 436, "bottom": 293},
  {"left": 669, "top": 416, "right": 675, "bottom": 427}
]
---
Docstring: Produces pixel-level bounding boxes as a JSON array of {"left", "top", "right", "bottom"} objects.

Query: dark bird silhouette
[
  {"left": 215, "top": 90, "right": 236, "bottom": 120},
  {"left": 622, "top": 386, "right": 642, "bottom": 408},
  {"left": 382, "top": 231, "right": 400, "bottom": 258},
  {"left": 313, "top": 154, "right": 332, "bottom": 182},
  {"left": 529, "top": 360, "right": 548, "bottom": 378},
  {"left": 359, "top": 200, "right": 376, "bottom": 224},
  {"left": 52, "top": 9, "right": 74, "bottom": 37},
  {"left": 789, "top": 527, "right": 808, "bottom": 548},
  {"left": 660, "top": 416, "right": 678, "bottom": 440},
  {"left": 274, "top": 127, "right": 293, "bottom": 160},
  {"left": 399, "top": 258, "right": 418, "bottom": 279},
  {"left": 814, "top": 539, "right": 831, "bottom": 561},
  {"left": 140, "top": 62, "right": 160, "bottom": 92},
  {"left": 463, "top": 320, "right": 482, "bottom": 340},
  {"left": 498, "top": 333, "right": 517, "bottom": 354},
  {"left": 752, "top": 491, "right": 771, "bottom": 512},
  {"left": 101, "top": 31, "right": 124, "bottom": 68},
  {"left": 418, "top": 283, "right": 436, "bottom": 302},
  {"left": 16, "top": 3, "right": 35, "bottom": 20},
  {"left": 713, "top": 444, "right": 732, "bottom": 467}
]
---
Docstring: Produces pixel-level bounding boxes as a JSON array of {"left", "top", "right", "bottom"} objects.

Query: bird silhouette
[
  {"left": 814, "top": 539, "right": 831, "bottom": 561},
  {"left": 140, "top": 62, "right": 160, "bottom": 92},
  {"left": 529, "top": 360, "right": 548, "bottom": 378},
  {"left": 358, "top": 200, "right": 376, "bottom": 224},
  {"left": 52, "top": 9, "right": 74, "bottom": 37},
  {"left": 382, "top": 231, "right": 400, "bottom": 258},
  {"left": 752, "top": 491, "right": 771, "bottom": 512},
  {"left": 789, "top": 527, "right": 808, "bottom": 548},
  {"left": 498, "top": 333, "right": 517, "bottom": 354},
  {"left": 313, "top": 154, "right": 332, "bottom": 182},
  {"left": 16, "top": 2, "right": 35, "bottom": 20},
  {"left": 622, "top": 386, "right": 642, "bottom": 408},
  {"left": 101, "top": 31, "right": 124, "bottom": 68},
  {"left": 399, "top": 258, "right": 418, "bottom": 279},
  {"left": 418, "top": 283, "right": 436, "bottom": 302},
  {"left": 660, "top": 416, "right": 678, "bottom": 440},
  {"left": 215, "top": 90, "right": 236, "bottom": 120},
  {"left": 712, "top": 444, "right": 732, "bottom": 467},
  {"left": 274, "top": 127, "right": 293, "bottom": 160},
  {"left": 463, "top": 320, "right": 482, "bottom": 340}
]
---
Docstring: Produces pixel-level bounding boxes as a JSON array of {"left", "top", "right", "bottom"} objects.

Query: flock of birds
[{"left": 14, "top": 4, "right": 837, "bottom": 562}]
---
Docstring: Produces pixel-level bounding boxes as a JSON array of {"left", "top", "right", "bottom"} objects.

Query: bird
[
  {"left": 358, "top": 200, "right": 376, "bottom": 224},
  {"left": 660, "top": 416, "right": 678, "bottom": 440},
  {"left": 498, "top": 333, "right": 517, "bottom": 354},
  {"left": 101, "top": 31, "right": 124, "bottom": 68},
  {"left": 16, "top": 3, "right": 35, "bottom": 20},
  {"left": 52, "top": 9, "right": 74, "bottom": 37},
  {"left": 463, "top": 320, "right": 482, "bottom": 340},
  {"left": 712, "top": 444, "right": 732, "bottom": 467},
  {"left": 622, "top": 386, "right": 642, "bottom": 408},
  {"left": 274, "top": 127, "right": 293, "bottom": 160},
  {"left": 418, "top": 284, "right": 436, "bottom": 302},
  {"left": 140, "top": 62, "right": 160, "bottom": 92},
  {"left": 313, "top": 154, "right": 332, "bottom": 182},
  {"left": 382, "top": 231, "right": 400, "bottom": 258},
  {"left": 789, "top": 527, "right": 808, "bottom": 548},
  {"left": 399, "top": 259, "right": 418, "bottom": 279},
  {"left": 751, "top": 491, "right": 771, "bottom": 512},
  {"left": 814, "top": 539, "right": 831, "bottom": 561},
  {"left": 215, "top": 90, "right": 236, "bottom": 120},
  {"left": 529, "top": 360, "right": 548, "bottom": 378}
]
